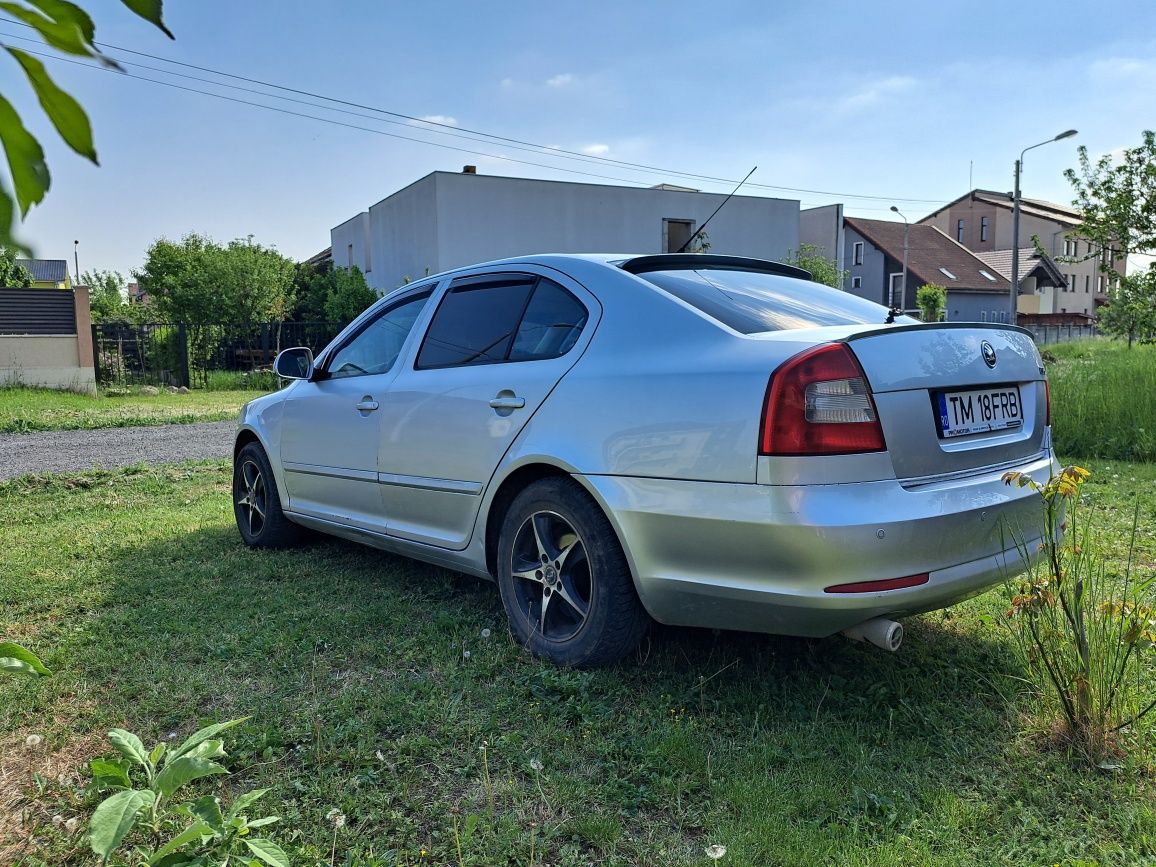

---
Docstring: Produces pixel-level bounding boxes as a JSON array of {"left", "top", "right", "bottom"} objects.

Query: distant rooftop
[
  {"left": 15, "top": 258, "right": 69, "bottom": 284},
  {"left": 921, "top": 189, "right": 1083, "bottom": 227}
]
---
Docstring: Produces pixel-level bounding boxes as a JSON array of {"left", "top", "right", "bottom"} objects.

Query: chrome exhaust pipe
[{"left": 841, "top": 617, "right": 903, "bottom": 651}]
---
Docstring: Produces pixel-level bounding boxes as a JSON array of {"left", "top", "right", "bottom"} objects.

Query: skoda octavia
[{"left": 233, "top": 254, "right": 1055, "bottom": 666}]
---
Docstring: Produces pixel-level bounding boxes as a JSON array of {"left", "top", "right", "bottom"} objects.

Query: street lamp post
[
  {"left": 1010, "top": 129, "right": 1077, "bottom": 325},
  {"left": 73, "top": 239, "right": 79, "bottom": 285},
  {"left": 890, "top": 205, "right": 909, "bottom": 313}
]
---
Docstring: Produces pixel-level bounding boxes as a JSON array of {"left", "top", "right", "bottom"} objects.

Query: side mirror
[{"left": 274, "top": 347, "right": 314, "bottom": 380}]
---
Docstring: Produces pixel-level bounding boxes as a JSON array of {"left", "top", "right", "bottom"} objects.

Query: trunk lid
[{"left": 844, "top": 324, "right": 1047, "bottom": 481}]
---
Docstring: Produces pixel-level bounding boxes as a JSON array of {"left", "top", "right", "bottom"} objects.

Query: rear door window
[
  {"left": 416, "top": 275, "right": 589, "bottom": 368},
  {"left": 637, "top": 268, "right": 905, "bottom": 333}
]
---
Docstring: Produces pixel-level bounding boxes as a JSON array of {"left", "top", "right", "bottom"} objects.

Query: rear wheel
[
  {"left": 496, "top": 477, "right": 648, "bottom": 667},
  {"left": 233, "top": 442, "right": 301, "bottom": 548}
]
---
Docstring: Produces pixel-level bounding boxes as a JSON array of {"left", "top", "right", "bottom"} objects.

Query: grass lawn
[
  {"left": 0, "top": 387, "right": 269, "bottom": 434},
  {"left": 1046, "top": 339, "right": 1156, "bottom": 462},
  {"left": 1, "top": 459, "right": 1155, "bottom": 865}
]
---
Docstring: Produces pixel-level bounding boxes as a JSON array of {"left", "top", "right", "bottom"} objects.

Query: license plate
[{"left": 936, "top": 386, "right": 1023, "bottom": 438}]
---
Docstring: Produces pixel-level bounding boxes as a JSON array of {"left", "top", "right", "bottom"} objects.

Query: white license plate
[{"left": 936, "top": 386, "right": 1023, "bottom": 438}]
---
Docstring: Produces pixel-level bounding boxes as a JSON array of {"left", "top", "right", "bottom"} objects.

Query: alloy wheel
[
  {"left": 235, "top": 459, "right": 267, "bottom": 538},
  {"left": 509, "top": 510, "right": 592, "bottom": 641}
]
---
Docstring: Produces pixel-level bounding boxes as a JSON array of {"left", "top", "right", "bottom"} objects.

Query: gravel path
[{"left": 0, "top": 420, "right": 236, "bottom": 479}]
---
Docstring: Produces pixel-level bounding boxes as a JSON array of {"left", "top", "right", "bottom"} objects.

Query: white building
[{"left": 332, "top": 170, "right": 801, "bottom": 293}]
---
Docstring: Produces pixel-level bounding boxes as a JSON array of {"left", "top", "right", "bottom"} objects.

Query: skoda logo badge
[{"left": 981, "top": 340, "right": 997, "bottom": 368}]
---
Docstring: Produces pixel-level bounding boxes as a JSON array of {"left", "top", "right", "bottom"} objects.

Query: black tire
[
  {"left": 233, "top": 442, "right": 302, "bottom": 548},
  {"left": 496, "top": 477, "right": 649, "bottom": 667}
]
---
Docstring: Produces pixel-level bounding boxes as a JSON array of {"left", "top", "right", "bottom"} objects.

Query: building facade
[
  {"left": 917, "top": 189, "right": 1124, "bottom": 317},
  {"left": 332, "top": 171, "right": 801, "bottom": 293}
]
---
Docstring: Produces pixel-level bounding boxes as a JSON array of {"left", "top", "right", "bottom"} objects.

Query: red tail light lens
[
  {"left": 824, "top": 573, "right": 929, "bottom": 593},
  {"left": 760, "top": 343, "right": 886, "bottom": 456},
  {"left": 1044, "top": 378, "right": 1052, "bottom": 426}
]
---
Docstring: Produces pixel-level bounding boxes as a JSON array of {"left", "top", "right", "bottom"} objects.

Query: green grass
[
  {"left": 1047, "top": 339, "right": 1156, "bottom": 461},
  {"left": 1, "top": 460, "right": 1155, "bottom": 865},
  {"left": 0, "top": 387, "right": 268, "bottom": 433}
]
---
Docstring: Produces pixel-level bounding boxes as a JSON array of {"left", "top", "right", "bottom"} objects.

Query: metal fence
[
  {"left": 92, "top": 320, "right": 346, "bottom": 388},
  {"left": 1022, "top": 324, "right": 1099, "bottom": 346}
]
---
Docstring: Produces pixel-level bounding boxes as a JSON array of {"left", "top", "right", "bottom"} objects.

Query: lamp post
[
  {"left": 73, "top": 239, "right": 79, "bottom": 285},
  {"left": 890, "top": 205, "right": 909, "bottom": 312},
  {"left": 1010, "top": 129, "right": 1077, "bottom": 325}
]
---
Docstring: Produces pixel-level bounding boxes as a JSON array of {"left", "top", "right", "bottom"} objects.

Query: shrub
[
  {"left": 1001, "top": 466, "right": 1156, "bottom": 764},
  {"left": 916, "top": 283, "right": 946, "bottom": 322}
]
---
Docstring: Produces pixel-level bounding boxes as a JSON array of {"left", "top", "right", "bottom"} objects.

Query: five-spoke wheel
[
  {"left": 233, "top": 441, "right": 301, "bottom": 548},
  {"left": 497, "top": 477, "right": 648, "bottom": 667}
]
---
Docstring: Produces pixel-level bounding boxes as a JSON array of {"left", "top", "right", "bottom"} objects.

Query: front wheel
[
  {"left": 233, "top": 441, "right": 302, "bottom": 548},
  {"left": 496, "top": 478, "right": 648, "bottom": 667}
]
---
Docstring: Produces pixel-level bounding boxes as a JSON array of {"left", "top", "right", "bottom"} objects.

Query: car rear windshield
[{"left": 636, "top": 268, "right": 897, "bottom": 334}]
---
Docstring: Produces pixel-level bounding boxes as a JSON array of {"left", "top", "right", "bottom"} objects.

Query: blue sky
[{"left": 5, "top": 0, "right": 1156, "bottom": 277}]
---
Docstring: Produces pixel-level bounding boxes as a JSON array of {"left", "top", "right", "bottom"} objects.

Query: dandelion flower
[
  {"left": 64, "top": 817, "right": 79, "bottom": 834},
  {"left": 705, "top": 843, "right": 727, "bottom": 860},
  {"left": 325, "top": 808, "right": 346, "bottom": 828},
  {"left": 25, "top": 734, "right": 42, "bottom": 748},
  {"left": 481, "top": 628, "right": 491, "bottom": 638},
  {"left": 375, "top": 750, "right": 386, "bottom": 761},
  {"left": 462, "top": 649, "right": 471, "bottom": 659},
  {"left": 529, "top": 758, "right": 543, "bottom": 772}
]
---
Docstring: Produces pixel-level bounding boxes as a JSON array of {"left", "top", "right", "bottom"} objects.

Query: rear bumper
[{"left": 579, "top": 452, "right": 1057, "bottom": 637}]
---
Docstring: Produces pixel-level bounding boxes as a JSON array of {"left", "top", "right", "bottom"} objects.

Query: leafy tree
[
  {"left": 290, "top": 259, "right": 333, "bottom": 322},
  {"left": 916, "top": 283, "right": 946, "bottom": 322},
  {"left": 324, "top": 266, "right": 377, "bottom": 322},
  {"left": 0, "top": 245, "right": 31, "bottom": 286},
  {"left": 0, "top": 1, "right": 172, "bottom": 253},
  {"left": 82, "top": 268, "right": 126, "bottom": 319},
  {"left": 135, "top": 234, "right": 296, "bottom": 327},
  {"left": 1097, "top": 268, "right": 1156, "bottom": 349},
  {"left": 785, "top": 243, "right": 847, "bottom": 289}
]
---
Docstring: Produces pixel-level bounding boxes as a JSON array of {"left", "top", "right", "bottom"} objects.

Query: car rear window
[{"left": 636, "top": 268, "right": 899, "bottom": 334}]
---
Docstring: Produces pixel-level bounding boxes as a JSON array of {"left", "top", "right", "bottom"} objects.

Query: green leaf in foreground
[
  {"left": 0, "top": 640, "right": 51, "bottom": 676},
  {"left": 88, "top": 788, "right": 155, "bottom": 859},
  {"left": 244, "top": 837, "right": 290, "bottom": 867},
  {"left": 6, "top": 47, "right": 98, "bottom": 162},
  {"left": 107, "top": 728, "right": 149, "bottom": 768},
  {"left": 170, "top": 717, "right": 247, "bottom": 761},
  {"left": 119, "top": 0, "right": 174, "bottom": 38},
  {"left": 0, "top": 94, "right": 49, "bottom": 216},
  {"left": 153, "top": 755, "right": 227, "bottom": 802}
]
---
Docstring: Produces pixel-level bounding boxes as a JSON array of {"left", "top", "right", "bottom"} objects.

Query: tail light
[
  {"left": 1044, "top": 378, "right": 1052, "bottom": 426},
  {"left": 760, "top": 343, "right": 886, "bottom": 456}
]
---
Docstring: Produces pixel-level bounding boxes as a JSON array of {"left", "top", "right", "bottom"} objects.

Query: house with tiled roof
[
  {"left": 916, "top": 189, "right": 1124, "bottom": 317},
  {"left": 15, "top": 258, "right": 71, "bottom": 289},
  {"left": 841, "top": 216, "right": 1014, "bottom": 323}
]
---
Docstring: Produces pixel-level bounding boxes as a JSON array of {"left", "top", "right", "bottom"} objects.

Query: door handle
[
  {"left": 356, "top": 397, "right": 379, "bottom": 412},
  {"left": 489, "top": 395, "right": 526, "bottom": 410}
]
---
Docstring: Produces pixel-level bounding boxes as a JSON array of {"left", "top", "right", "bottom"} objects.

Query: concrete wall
[
  {"left": 335, "top": 172, "right": 800, "bottom": 294},
  {"left": 945, "top": 291, "right": 1011, "bottom": 323},
  {"left": 0, "top": 288, "right": 95, "bottom": 393},
  {"left": 799, "top": 204, "right": 845, "bottom": 278},
  {"left": 843, "top": 225, "right": 888, "bottom": 304}
]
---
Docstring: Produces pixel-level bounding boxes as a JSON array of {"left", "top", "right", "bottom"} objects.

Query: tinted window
[
  {"left": 327, "top": 293, "right": 429, "bottom": 379},
  {"left": 637, "top": 269, "right": 912, "bottom": 334},
  {"left": 417, "top": 278, "right": 534, "bottom": 368},
  {"left": 509, "top": 279, "right": 588, "bottom": 361}
]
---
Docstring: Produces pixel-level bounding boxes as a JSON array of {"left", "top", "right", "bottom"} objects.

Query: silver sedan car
[{"left": 233, "top": 253, "right": 1055, "bottom": 666}]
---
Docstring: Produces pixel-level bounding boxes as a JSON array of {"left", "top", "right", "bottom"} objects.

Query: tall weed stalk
[{"left": 1002, "top": 466, "right": 1156, "bottom": 763}]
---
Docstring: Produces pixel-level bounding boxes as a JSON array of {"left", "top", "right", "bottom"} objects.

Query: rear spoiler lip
[
  {"left": 837, "top": 321, "right": 1035, "bottom": 342},
  {"left": 615, "top": 253, "right": 813, "bottom": 282}
]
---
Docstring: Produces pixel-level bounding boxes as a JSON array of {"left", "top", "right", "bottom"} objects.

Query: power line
[{"left": 0, "top": 16, "right": 948, "bottom": 204}]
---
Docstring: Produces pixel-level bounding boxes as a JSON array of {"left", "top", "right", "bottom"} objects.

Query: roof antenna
[{"left": 676, "top": 166, "right": 757, "bottom": 253}]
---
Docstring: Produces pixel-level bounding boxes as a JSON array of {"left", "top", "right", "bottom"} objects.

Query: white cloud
[
  {"left": 581, "top": 143, "right": 609, "bottom": 155},
  {"left": 410, "top": 114, "right": 457, "bottom": 127},
  {"left": 833, "top": 75, "right": 918, "bottom": 114},
  {"left": 1089, "top": 56, "right": 1156, "bottom": 79},
  {"left": 500, "top": 77, "right": 515, "bottom": 88},
  {"left": 546, "top": 73, "right": 575, "bottom": 88}
]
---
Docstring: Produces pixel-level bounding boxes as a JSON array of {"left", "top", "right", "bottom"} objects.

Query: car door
[
  {"left": 280, "top": 289, "right": 432, "bottom": 532},
  {"left": 378, "top": 270, "right": 597, "bottom": 549}
]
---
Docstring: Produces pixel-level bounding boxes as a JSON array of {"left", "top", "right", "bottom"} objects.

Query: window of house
[
  {"left": 1097, "top": 275, "right": 1104, "bottom": 293},
  {"left": 327, "top": 291, "right": 431, "bottom": 380},
  {"left": 663, "top": 219, "right": 695, "bottom": 253},
  {"left": 980, "top": 217, "right": 989, "bottom": 242},
  {"left": 851, "top": 276, "right": 862, "bottom": 289},
  {"left": 853, "top": 241, "right": 864, "bottom": 266},
  {"left": 979, "top": 269, "right": 997, "bottom": 282},
  {"left": 1085, "top": 275, "right": 1090, "bottom": 293},
  {"left": 956, "top": 219, "right": 965, "bottom": 243},
  {"left": 347, "top": 243, "right": 354, "bottom": 264},
  {"left": 888, "top": 273, "right": 904, "bottom": 308},
  {"left": 980, "top": 311, "right": 987, "bottom": 322},
  {"left": 939, "top": 267, "right": 957, "bottom": 280},
  {"left": 1063, "top": 239, "right": 1071, "bottom": 257}
]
